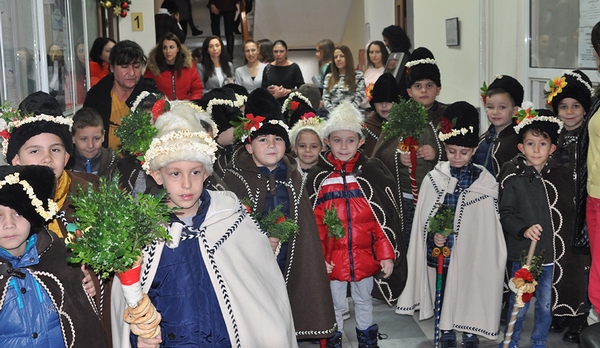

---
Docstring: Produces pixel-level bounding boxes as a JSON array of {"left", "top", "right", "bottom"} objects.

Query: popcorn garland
[
  {"left": 241, "top": 119, "right": 289, "bottom": 143},
  {"left": 563, "top": 70, "right": 595, "bottom": 96},
  {"left": 130, "top": 91, "right": 151, "bottom": 112},
  {"left": 234, "top": 94, "right": 248, "bottom": 108},
  {"left": 405, "top": 58, "right": 436, "bottom": 68},
  {"left": 513, "top": 102, "right": 564, "bottom": 135},
  {"left": 206, "top": 98, "right": 235, "bottom": 115},
  {"left": 0, "top": 114, "right": 73, "bottom": 156},
  {"left": 142, "top": 130, "right": 218, "bottom": 173},
  {"left": 281, "top": 91, "right": 313, "bottom": 115},
  {"left": 0, "top": 173, "right": 59, "bottom": 220},
  {"left": 438, "top": 126, "right": 475, "bottom": 142}
]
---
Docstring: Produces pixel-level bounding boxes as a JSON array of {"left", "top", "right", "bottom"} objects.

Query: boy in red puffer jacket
[{"left": 307, "top": 101, "right": 407, "bottom": 348}]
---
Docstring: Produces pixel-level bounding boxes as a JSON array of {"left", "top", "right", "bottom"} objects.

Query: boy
[
  {"left": 307, "top": 101, "right": 406, "bottom": 348},
  {"left": 396, "top": 102, "right": 506, "bottom": 348},
  {"left": 0, "top": 165, "right": 107, "bottom": 347},
  {"left": 68, "top": 107, "right": 119, "bottom": 178},
  {"left": 371, "top": 47, "right": 446, "bottom": 249},
  {"left": 112, "top": 106, "right": 297, "bottom": 347},
  {"left": 363, "top": 73, "right": 399, "bottom": 157},
  {"left": 498, "top": 109, "right": 572, "bottom": 348},
  {"left": 222, "top": 88, "right": 337, "bottom": 342},
  {"left": 474, "top": 75, "right": 524, "bottom": 177}
]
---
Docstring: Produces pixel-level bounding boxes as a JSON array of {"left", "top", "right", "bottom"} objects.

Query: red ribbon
[{"left": 116, "top": 263, "right": 142, "bottom": 285}]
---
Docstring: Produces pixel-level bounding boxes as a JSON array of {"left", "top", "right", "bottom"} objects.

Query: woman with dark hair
[
  {"left": 315, "top": 39, "right": 335, "bottom": 88},
  {"left": 144, "top": 32, "right": 203, "bottom": 100},
  {"left": 322, "top": 45, "right": 366, "bottom": 112},
  {"left": 196, "top": 35, "right": 233, "bottom": 94},
  {"left": 89, "top": 37, "right": 116, "bottom": 87},
  {"left": 261, "top": 39, "right": 304, "bottom": 104},
  {"left": 234, "top": 40, "right": 266, "bottom": 93},
  {"left": 257, "top": 39, "right": 273, "bottom": 63},
  {"left": 382, "top": 25, "right": 412, "bottom": 99},
  {"left": 577, "top": 19, "right": 600, "bottom": 333},
  {"left": 364, "top": 41, "right": 389, "bottom": 87}
]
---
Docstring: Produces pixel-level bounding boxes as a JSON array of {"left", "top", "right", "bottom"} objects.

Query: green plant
[
  {"left": 519, "top": 249, "right": 544, "bottom": 279},
  {"left": 66, "top": 173, "right": 172, "bottom": 278},
  {"left": 115, "top": 109, "right": 158, "bottom": 161},
  {"left": 242, "top": 198, "right": 299, "bottom": 242},
  {"left": 427, "top": 204, "right": 455, "bottom": 237},
  {"left": 323, "top": 206, "right": 345, "bottom": 239},
  {"left": 382, "top": 98, "right": 429, "bottom": 141}
]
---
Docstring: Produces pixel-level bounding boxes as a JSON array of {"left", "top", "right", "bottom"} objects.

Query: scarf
[{"left": 48, "top": 171, "right": 71, "bottom": 238}]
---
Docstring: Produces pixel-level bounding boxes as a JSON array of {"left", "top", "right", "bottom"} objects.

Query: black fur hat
[
  {"left": 6, "top": 91, "right": 73, "bottom": 163},
  {"left": 0, "top": 165, "right": 57, "bottom": 228},
  {"left": 405, "top": 47, "right": 441, "bottom": 88},
  {"left": 438, "top": 101, "right": 480, "bottom": 148},
  {"left": 282, "top": 91, "right": 316, "bottom": 127},
  {"left": 549, "top": 70, "right": 593, "bottom": 115},
  {"left": 487, "top": 75, "right": 524, "bottom": 107},
  {"left": 370, "top": 73, "right": 400, "bottom": 108},
  {"left": 242, "top": 88, "right": 290, "bottom": 148},
  {"left": 514, "top": 108, "right": 563, "bottom": 145},
  {"left": 199, "top": 88, "right": 242, "bottom": 132}
]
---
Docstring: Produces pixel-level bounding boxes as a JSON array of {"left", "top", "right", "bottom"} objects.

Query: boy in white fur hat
[
  {"left": 111, "top": 106, "right": 297, "bottom": 347},
  {"left": 306, "top": 101, "right": 406, "bottom": 348}
]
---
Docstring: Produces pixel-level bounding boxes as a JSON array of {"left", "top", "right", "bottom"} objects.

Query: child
[
  {"left": 68, "top": 107, "right": 119, "bottom": 178},
  {"left": 112, "top": 106, "right": 297, "bottom": 347},
  {"left": 396, "top": 102, "right": 506, "bottom": 348},
  {"left": 307, "top": 101, "right": 406, "bottom": 348},
  {"left": 474, "top": 75, "right": 524, "bottom": 176},
  {"left": 363, "top": 73, "right": 400, "bottom": 157},
  {"left": 289, "top": 108, "right": 323, "bottom": 176},
  {"left": 0, "top": 165, "right": 107, "bottom": 347},
  {"left": 548, "top": 70, "right": 593, "bottom": 341},
  {"left": 498, "top": 109, "right": 573, "bottom": 348},
  {"left": 298, "top": 83, "right": 329, "bottom": 119},
  {"left": 221, "top": 88, "right": 337, "bottom": 342},
  {"left": 371, "top": 47, "right": 446, "bottom": 249}
]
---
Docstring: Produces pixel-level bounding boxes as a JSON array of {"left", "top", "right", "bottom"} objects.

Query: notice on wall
[
  {"left": 580, "top": 0, "right": 600, "bottom": 27},
  {"left": 578, "top": 27, "right": 597, "bottom": 68}
]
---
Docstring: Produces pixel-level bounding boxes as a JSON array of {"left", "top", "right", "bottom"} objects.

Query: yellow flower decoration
[{"left": 545, "top": 76, "right": 567, "bottom": 104}]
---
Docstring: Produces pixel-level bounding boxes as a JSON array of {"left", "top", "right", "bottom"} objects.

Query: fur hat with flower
[
  {"left": 282, "top": 91, "right": 314, "bottom": 127},
  {"left": 320, "top": 101, "right": 365, "bottom": 140},
  {"left": 546, "top": 69, "right": 594, "bottom": 115},
  {"left": 513, "top": 102, "right": 563, "bottom": 144},
  {"left": 199, "top": 87, "right": 243, "bottom": 133},
  {"left": 289, "top": 112, "right": 324, "bottom": 148},
  {"left": 405, "top": 47, "right": 441, "bottom": 88},
  {"left": 233, "top": 88, "right": 290, "bottom": 148},
  {"left": 2, "top": 91, "right": 73, "bottom": 163},
  {"left": 438, "top": 101, "right": 479, "bottom": 148},
  {"left": 486, "top": 75, "right": 524, "bottom": 107},
  {"left": 0, "top": 165, "right": 58, "bottom": 228},
  {"left": 130, "top": 91, "right": 170, "bottom": 121},
  {"left": 143, "top": 108, "right": 218, "bottom": 174}
]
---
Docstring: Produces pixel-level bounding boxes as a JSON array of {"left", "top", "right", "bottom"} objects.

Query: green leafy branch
[
  {"left": 242, "top": 198, "right": 299, "bottom": 242},
  {"left": 382, "top": 98, "right": 429, "bottom": 141},
  {"left": 115, "top": 109, "right": 158, "bottom": 160},
  {"left": 519, "top": 249, "right": 544, "bottom": 279},
  {"left": 427, "top": 204, "right": 456, "bottom": 237},
  {"left": 323, "top": 206, "right": 345, "bottom": 240}
]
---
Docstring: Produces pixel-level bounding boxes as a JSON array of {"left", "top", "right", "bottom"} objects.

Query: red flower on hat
[
  {"left": 151, "top": 99, "right": 167, "bottom": 121},
  {"left": 301, "top": 112, "right": 316, "bottom": 120},
  {"left": 290, "top": 101, "right": 300, "bottom": 111},
  {"left": 0, "top": 129, "right": 10, "bottom": 140},
  {"left": 440, "top": 116, "right": 453, "bottom": 134},
  {"left": 243, "top": 113, "right": 266, "bottom": 131}
]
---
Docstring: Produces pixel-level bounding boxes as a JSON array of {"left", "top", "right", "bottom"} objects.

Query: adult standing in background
[
  {"left": 322, "top": 45, "right": 366, "bottom": 112},
  {"left": 208, "top": 0, "right": 238, "bottom": 59},
  {"left": 382, "top": 25, "right": 412, "bottom": 99},
  {"left": 144, "top": 33, "right": 203, "bottom": 100},
  {"left": 261, "top": 39, "right": 304, "bottom": 105},
  {"left": 363, "top": 40, "right": 389, "bottom": 87},
  {"left": 315, "top": 39, "right": 335, "bottom": 89},
  {"left": 155, "top": 0, "right": 187, "bottom": 44},
  {"left": 197, "top": 35, "right": 233, "bottom": 94},
  {"left": 234, "top": 40, "right": 266, "bottom": 93},
  {"left": 89, "top": 37, "right": 116, "bottom": 88},
  {"left": 173, "top": 0, "right": 203, "bottom": 36},
  {"left": 84, "top": 40, "right": 159, "bottom": 149}
]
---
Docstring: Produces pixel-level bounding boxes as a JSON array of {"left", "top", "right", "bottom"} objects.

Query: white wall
[
  {"left": 364, "top": 0, "right": 395, "bottom": 44},
  {"left": 118, "top": 4, "right": 156, "bottom": 56}
]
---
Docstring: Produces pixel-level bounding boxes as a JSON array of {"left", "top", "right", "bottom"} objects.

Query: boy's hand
[
  {"left": 137, "top": 335, "right": 162, "bottom": 348},
  {"left": 268, "top": 237, "right": 280, "bottom": 252},
  {"left": 417, "top": 145, "right": 435, "bottom": 161},
  {"left": 434, "top": 233, "right": 447, "bottom": 247},
  {"left": 325, "top": 261, "right": 335, "bottom": 273},
  {"left": 81, "top": 265, "right": 96, "bottom": 297},
  {"left": 380, "top": 259, "right": 394, "bottom": 278},
  {"left": 524, "top": 224, "right": 542, "bottom": 241},
  {"left": 400, "top": 153, "right": 411, "bottom": 166}
]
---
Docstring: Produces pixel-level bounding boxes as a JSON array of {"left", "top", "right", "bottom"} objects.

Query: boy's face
[
  {"left": 374, "top": 101, "right": 393, "bottom": 119},
  {"left": 324, "top": 130, "right": 364, "bottom": 162},
  {"left": 407, "top": 79, "right": 440, "bottom": 110},
  {"left": 150, "top": 161, "right": 209, "bottom": 218},
  {"left": 517, "top": 131, "right": 556, "bottom": 173},
  {"left": 557, "top": 97, "right": 585, "bottom": 131},
  {"left": 73, "top": 126, "right": 105, "bottom": 159},
  {"left": 245, "top": 134, "right": 286, "bottom": 171},
  {"left": 0, "top": 205, "right": 31, "bottom": 257},
  {"left": 12, "top": 133, "right": 70, "bottom": 179},
  {"left": 486, "top": 92, "right": 518, "bottom": 131},
  {"left": 293, "top": 131, "right": 322, "bottom": 169},
  {"left": 444, "top": 144, "right": 477, "bottom": 169}
]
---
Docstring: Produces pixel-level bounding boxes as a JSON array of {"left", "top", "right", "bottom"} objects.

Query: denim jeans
[{"left": 500, "top": 262, "right": 553, "bottom": 348}]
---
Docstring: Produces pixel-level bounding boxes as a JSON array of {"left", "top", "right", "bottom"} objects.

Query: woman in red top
[
  {"left": 88, "top": 37, "right": 115, "bottom": 87},
  {"left": 144, "top": 32, "right": 203, "bottom": 100}
]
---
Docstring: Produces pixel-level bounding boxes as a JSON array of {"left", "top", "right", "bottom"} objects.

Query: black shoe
[
  {"left": 441, "top": 331, "right": 457, "bottom": 348},
  {"left": 563, "top": 316, "right": 588, "bottom": 343},
  {"left": 550, "top": 316, "right": 566, "bottom": 333},
  {"left": 191, "top": 29, "right": 203, "bottom": 36},
  {"left": 462, "top": 333, "right": 479, "bottom": 348}
]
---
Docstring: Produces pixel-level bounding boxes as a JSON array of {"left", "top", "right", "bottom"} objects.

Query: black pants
[{"left": 210, "top": 10, "right": 236, "bottom": 58}]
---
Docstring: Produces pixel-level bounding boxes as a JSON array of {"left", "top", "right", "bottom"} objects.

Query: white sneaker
[{"left": 588, "top": 307, "right": 599, "bottom": 325}]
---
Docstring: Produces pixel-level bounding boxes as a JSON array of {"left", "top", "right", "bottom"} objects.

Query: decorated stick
[
  {"left": 502, "top": 240, "right": 537, "bottom": 348},
  {"left": 434, "top": 252, "right": 444, "bottom": 348}
]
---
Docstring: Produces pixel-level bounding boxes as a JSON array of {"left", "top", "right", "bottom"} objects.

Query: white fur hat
[
  {"left": 289, "top": 115, "right": 324, "bottom": 148},
  {"left": 143, "top": 108, "right": 218, "bottom": 174},
  {"left": 320, "top": 101, "right": 365, "bottom": 140}
]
